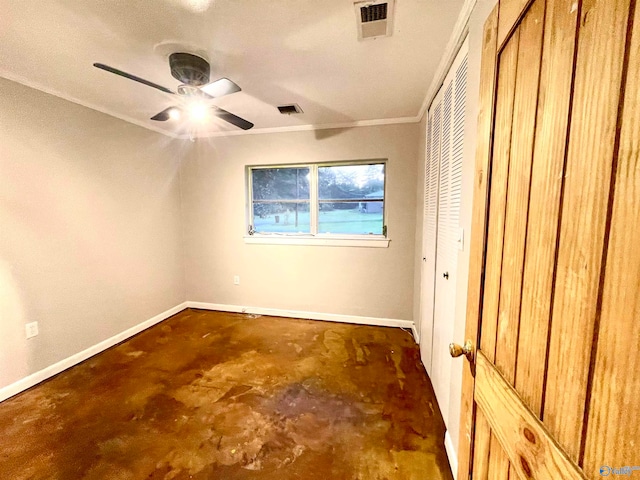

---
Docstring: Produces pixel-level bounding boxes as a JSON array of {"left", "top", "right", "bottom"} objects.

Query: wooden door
[{"left": 456, "top": 0, "right": 640, "bottom": 479}]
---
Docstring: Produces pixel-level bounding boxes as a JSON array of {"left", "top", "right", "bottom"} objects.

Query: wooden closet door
[{"left": 456, "top": 0, "right": 640, "bottom": 479}]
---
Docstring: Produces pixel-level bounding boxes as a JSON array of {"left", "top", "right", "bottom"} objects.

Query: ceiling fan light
[
  {"left": 168, "top": 108, "right": 181, "bottom": 120},
  {"left": 188, "top": 102, "right": 209, "bottom": 121}
]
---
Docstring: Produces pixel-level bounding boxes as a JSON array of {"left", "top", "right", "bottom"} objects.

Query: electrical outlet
[
  {"left": 233, "top": 275, "right": 240, "bottom": 285},
  {"left": 25, "top": 322, "right": 39, "bottom": 339}
]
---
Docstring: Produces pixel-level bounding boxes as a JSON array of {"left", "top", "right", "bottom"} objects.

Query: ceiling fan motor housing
[{"left": 169, "top": 52, "right": 210, "bottom": 86}]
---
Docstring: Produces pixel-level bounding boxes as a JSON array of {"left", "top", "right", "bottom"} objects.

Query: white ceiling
[{"left": 0, "top": 0, "right": 465, "bottom": 137}]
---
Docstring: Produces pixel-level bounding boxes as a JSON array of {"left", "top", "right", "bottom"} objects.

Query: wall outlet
[
  {"left": 233, "top": 275, "right": 240, "bottom": 285},
  {"left": 25, "top": 322, "right": 39, "bottom": 339}
]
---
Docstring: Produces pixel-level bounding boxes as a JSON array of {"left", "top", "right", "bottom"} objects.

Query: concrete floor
[{"left": 0, "top": 309, "right": 453, "bottom": 480}]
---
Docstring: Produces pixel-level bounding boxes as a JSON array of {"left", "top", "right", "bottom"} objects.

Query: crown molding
[{"left": 180, "top": 115, "right": 421, "bottom": 139}]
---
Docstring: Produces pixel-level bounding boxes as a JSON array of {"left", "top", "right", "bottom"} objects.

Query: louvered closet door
[
  {"left": 420, "top": 40, "right": 468, "bottom": 383},
  {"left": 431, "top": 41, "right": 468, "bottom": 423},
  {"left": 419, "top": 90, "right": 443, "bottom": 373}
]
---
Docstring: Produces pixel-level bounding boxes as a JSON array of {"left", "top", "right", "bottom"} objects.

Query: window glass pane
[
  {"left": 252, "top": 168, "right": 310, "bottom": 200},
  {"left": 318, "top": 164, "right": 385, "bottom": 200},
  {"left": 318, "top": 201, "right": 384, "bottom": 235},
  {"left": 252, "top": 202, "right": 311, "bottom": 233}
]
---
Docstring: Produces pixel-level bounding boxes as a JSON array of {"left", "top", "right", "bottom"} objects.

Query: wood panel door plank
[
  {"left": 583, "top": 0, "right": 640, "bottom": 474},
  {"left": 494, "top": 7, "right": 546, "bottom": 479},
  {"left": 457, "top": 7, "right": 500, "bottom": 479},
  {"left": 475, "top": 352, "right": 587, "bottom": 480},
  {"left": 479, "top": 29, "right": 521, "bottom": 363},
  {"left": 487, "top": 434, "right": 511, "bottom": 480},
  {"left": 494, "top": 0, "right": 545, "bottom": 385},
  {"left": 514, "top": 0, "right": 580, "bottom": 416},
  {"left": 498, "top": 0, "right": 535, "bottom": 47},
  {"left": 543, "top": 0, "right": 633, "bottom": 462},
  {"left": 471, "top": 408, "right": 492, "bottom": 480}
]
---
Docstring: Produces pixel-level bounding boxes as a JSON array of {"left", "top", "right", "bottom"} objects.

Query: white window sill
[{"left": 243, "top": 235, "right": 390, "bottom": 248}]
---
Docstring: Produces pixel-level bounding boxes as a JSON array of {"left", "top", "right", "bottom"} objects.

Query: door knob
[
  {"left": 449, "top": 340, "right": 474, "bottom": 362},
  {"left": 443, "top": 272, "right": 449, "bottom": 279}
]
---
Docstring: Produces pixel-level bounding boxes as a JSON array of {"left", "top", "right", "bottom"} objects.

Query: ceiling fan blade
[
  {"left": 150, "top": 105, "right": 253, "bottom": 129},
  {"left": 212, "top": 106, "right": 254, "bottom": 130},
  {"left": 200, "top": 77, "right": 242, "bottom": 98},
  {"left": 150, "top": 107, "right": 174, "bottom": 121},
  {"left": 94, "top": 63, "right": 174, "bottom": 94}
]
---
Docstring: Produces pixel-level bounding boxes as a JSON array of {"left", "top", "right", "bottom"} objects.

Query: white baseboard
[
  {"left": 1, "top": 301, "right": 416, "bottom": 403},
  {"left": 187, "top": 301, "right": 416, "bottom": 333},
  {"left": 445, "top": 430, "right": 459, "bottom": 480},
  {"left": 411, "top": 324, "right": 420, "bottom": 344},
  {"left": 0, "top": 302, "right": 188, "bottom": 403}
]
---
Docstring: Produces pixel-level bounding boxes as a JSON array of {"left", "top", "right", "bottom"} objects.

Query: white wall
[
  {"left": 0, "top": 79, "right": 186, "bottom": 390},
  {"left": 180, "top": 124, "right": 420, "bottom": 321},
  {"left": 412, "top": 0, "right": 498, "bottom": 472}
]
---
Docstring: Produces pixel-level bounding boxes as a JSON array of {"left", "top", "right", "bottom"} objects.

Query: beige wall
[
  {"left": 180, "top": 124, "right": 420, "bottom": 320},
  {"left": 412, "top": 0, "right": 499, "bottom": 470},
  {"left": 0, "top": 79, "right": 186, "bottom": 389}
]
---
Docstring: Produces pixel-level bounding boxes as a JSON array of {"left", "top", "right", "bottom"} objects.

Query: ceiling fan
[{"left": 94, "top": 52, "right": 253, "bottom": 130}]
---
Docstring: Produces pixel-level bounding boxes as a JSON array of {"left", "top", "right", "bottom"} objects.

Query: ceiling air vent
[
  {"left": 361, "top": 3, "right": 387, "bottom": 22},
  {"left": 354, "top": 0, "right": 395, "bottom": 40},
  {"left": 277, "top": 104, "right": 304, "bottom": 115}
]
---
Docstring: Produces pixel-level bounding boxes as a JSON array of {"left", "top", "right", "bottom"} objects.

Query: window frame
[{"left": 245, "top": 159, "right": 389, "bottom": 248}]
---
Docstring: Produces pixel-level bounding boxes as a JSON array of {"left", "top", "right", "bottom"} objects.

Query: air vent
[
  {"left": 354, "top": 0, "right": 394, "bottom": 40},
  {"left": 360, "top": 3, "right": 387, "bottom": 22},
  {"left": 277, "top": 104, "right": 304, "bottom": 115}
]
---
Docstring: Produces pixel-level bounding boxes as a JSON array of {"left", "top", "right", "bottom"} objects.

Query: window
[
  {"left": 250, "top": 166, "right": 311, "bottom": 234},
  {"left": 247, "top": 160, "right": 387, "bottom": 246}
]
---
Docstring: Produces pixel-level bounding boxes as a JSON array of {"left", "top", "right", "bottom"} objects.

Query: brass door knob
[{"left": 449, "top": 340, "right": 474, "bottom": 362}]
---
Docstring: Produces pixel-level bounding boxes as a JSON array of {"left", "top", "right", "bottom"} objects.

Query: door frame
[{"left": 454, "top": 3, "right": 501, "bottom": 478}]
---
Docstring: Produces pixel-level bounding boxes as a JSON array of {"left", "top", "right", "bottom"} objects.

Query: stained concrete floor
[{"left": 0, "top": 309, "right": 453, "bottom": 480}]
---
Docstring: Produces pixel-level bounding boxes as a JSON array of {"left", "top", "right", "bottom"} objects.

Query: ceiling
[{"left": 0, "top": 0, "right": 465, "bottom": 137}]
